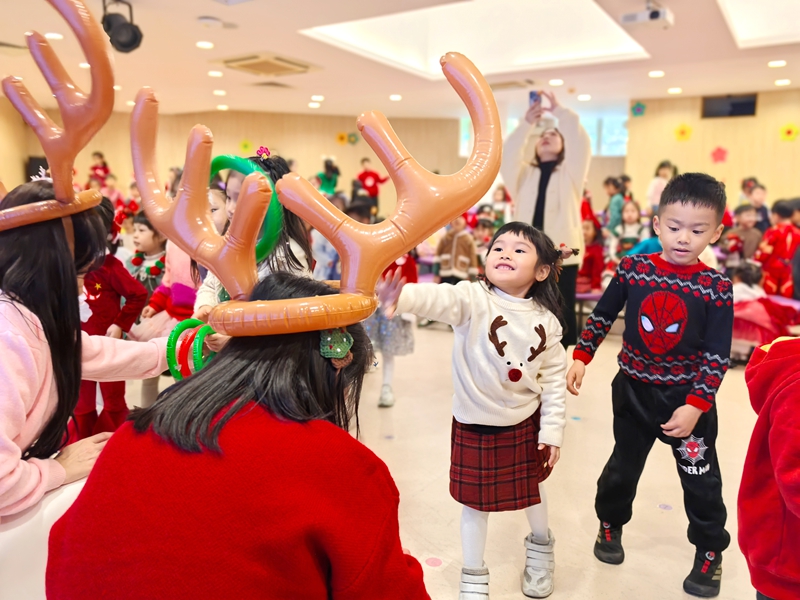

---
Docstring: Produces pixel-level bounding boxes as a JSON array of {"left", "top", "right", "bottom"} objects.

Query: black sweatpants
[
  {"left": 595, "top": 372, "right": 730, "bottom": 552},
  {"left": 557, "top": 264, "right": 578, "bottom": 348}
]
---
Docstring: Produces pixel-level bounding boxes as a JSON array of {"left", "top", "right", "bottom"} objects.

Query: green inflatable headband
[{"left": 210, "top": 155, "right": 283, "bottom": 263}]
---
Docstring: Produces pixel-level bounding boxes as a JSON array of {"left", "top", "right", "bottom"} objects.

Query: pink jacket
[{"left": 0, "top": 295, "right": 167, "bottom": 518}]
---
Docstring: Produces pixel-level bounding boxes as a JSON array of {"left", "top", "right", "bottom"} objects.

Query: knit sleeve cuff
[
  {"left": 686, "top": 394, "right": 713, "bottom": 413},
  {"left": 572, "top": 348, "right": 594, "bottom": 365}
]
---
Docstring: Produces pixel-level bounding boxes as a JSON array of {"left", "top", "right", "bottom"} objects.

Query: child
[
  {"left": 88, "top": 151, "right": 109, "bottom": 186},
  {"left": 117, "top": 181, "right": 141, "bottom": 225},
  {"left": 126, "top": 212, "right": 167, "bottom": 300},
  {"left": 101, "top": 173, "right": 123, "bottom": 205},
  {"left": 723, "top": 204, "right": 763, "bottom": 271},
  {"left": 70, "top": 198, "right": 149, "bottom": 439},
  {"left": 603, "top": 177, "right": 625, "bottom": 231},
  {"left": 646, "top": 161, "right": 674, "bottom": 216},
  {"left": 312, "top": 194, "right": 347, "bottom": 281},
  {"left": 606, "top": 200, "right": 648, "bottom": 262},
  {"left": 755, "top": 200, "right": 800, "bottom": 298},
  {"left": 567, "top": 173, "right": 732, "bottom": 598},
  {"left": 739, "top": 337, "right": 800, "bottom": 600},
  {"left": 620, "top": 174, "right": 633, "bottom": 202},
  {"left": 379, "top": 222, "right": 569, "bottom": 599},
  {"left": 750, "top": 184, "right": 770, "bottom": 233},
  {"left": 473, "top": 218, "right": 495, "bottom": 270},
  {"left": 357, "top": 157, "right": 389, "bottom": 210},
  {"left": 577, "top": 219, "right": 603, "bottom": 293},
  {"left": 317, "top": 158, "right": 340, "bottom": 195},
  {"left": 435, "top": 214, "right": 479, "bottom": 284}
]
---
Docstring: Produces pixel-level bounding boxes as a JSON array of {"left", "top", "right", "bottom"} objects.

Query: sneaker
[
  {"left": 683, "top": 550, "right": 722, "bottom": 597},
  {"left": 522, "top": 531, "right": 555, "bottom": 598},
  {"left": 417, "top": 318, "right": 434, "bottom": 328},
  {"left": 459, "top": 565, "right": 489, "bottom": 600},
  {"left": 378, "top": 385, "right": 395, "bottom": 408},
  {"left": 593, "top": 521, "right": 624, "bottom": 565}
]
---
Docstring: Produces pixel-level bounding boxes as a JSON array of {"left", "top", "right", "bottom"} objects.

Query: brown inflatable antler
[
  {"left": 0, "top": 0, "right": 113, "bottom": 231},
  {"left": 130, "top": 88, "right": 270, "bottom": 302},
  {"left": 207, "top": 52, "right": 501, "bottom": 336}
]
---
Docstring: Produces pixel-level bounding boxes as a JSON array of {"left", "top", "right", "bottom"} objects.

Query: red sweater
[
  {"left": 739, "top": 338, "right": 800, "bottom": 600},
  {"left": 82, "top": 253, "right": 148, "bottom": 336},
  {"left": 578, "top": 242, "right": 604, "bottom": 291},
  {"left": 357, "top": 169, "right": 388, "bottom": 197},
  {"left": 47, "top": 406, "right": 429, "bottom": 600}
]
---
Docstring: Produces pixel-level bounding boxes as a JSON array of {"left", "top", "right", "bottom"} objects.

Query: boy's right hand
[
  {"left": 566, "top": 360, "right": 586, "bottom": 396},
  {"left": 376, "top": 269, "right": 406, "bottom": 319},
  {"left": 192, "top": 305, "right": 212, "bottom": 323},
  {"left": 141, "top": 306, "right": 156, "bottom": 319}
]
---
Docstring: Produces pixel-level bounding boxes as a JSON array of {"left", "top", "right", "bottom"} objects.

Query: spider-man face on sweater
[{"left": 638, "top": 291, "right": 687, "bottom": 354}]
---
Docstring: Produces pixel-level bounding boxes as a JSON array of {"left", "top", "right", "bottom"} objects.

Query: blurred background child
[
  {"left": 603, "top": 176, "right": 625, "bottom": 231},
  {"left": 578, "top": 218, "right": 604, "bottom": 294}
]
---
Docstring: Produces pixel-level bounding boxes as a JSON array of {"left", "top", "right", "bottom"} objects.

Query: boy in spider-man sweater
[{"left": 567, "top": 174, "right": 733, "bottom": 598}]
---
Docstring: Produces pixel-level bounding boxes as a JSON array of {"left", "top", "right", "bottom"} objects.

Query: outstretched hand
[{"left": 376, "top": 269, "right": 406, "bottom": 319}]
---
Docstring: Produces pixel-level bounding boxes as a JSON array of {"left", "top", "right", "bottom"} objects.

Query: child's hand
[
  {"left": 376, "top": 269, "right": 406, "bottom": 319},
  {"left": 566, "top": 360, "right": 586, "bottom": 396},
  {"left": 538, "top": 444, "right": 561, "bottom": 469},
  {"left": 661, "top": 404, "right": 702, "bottom": 438},
  {"left": 141, "top": 306, "right": 156, "bottom": 319},
  {"left": 205, "top": 333, "right": 231, "bottom": 353},
  {"left": 192, "top": 305, "right": 213, "bottom": 323},
  {"left": 106, "top": 324, "right": 123, "bottom": 339}
]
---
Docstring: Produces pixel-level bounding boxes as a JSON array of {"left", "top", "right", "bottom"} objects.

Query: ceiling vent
[
  {"left": 489, "top": 79, "right": 535, "bottom": 92},
  {"left": 0, "top": 41, "right": 28, "bottom": 57},
  {"left": 221, "top": 54, "right": 316, "bottom": 77}
]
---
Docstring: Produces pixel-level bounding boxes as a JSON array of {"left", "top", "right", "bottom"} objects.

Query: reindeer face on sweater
[{"left": 488, "top": 315, "right": 547, "bottom": 384}]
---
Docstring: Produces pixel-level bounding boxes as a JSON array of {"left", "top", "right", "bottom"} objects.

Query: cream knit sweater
[{"left": 397, "top": 281, "right": 567, "bottom": 446}]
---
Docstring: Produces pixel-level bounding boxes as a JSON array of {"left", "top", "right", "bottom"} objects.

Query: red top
[
  {"left": 82, "top": 253, "right": 148, "bottom": 336},
  {"left": 739, "top": 339, "right": 800, "bottom": 600},
  {"left": 384, "top": 253, "right": 418, "bottom": 284},
  {"left": 578, "top": 243, "right": 604, "bottom": 291},
  {"left": 357, "top": 170, "right": 389, "bottom": 197},
  {"left": 755, "top": 221, "right": 800, "bottom": 264},
  {"left": 47, "top": 406, "right": 429, "bottom": 600}
]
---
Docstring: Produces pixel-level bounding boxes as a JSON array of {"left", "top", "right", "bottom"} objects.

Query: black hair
[
  {"left": 483, "top": 222, "right": 565, "bottom": 327},
  {"left": 131, "top": 273, "right": 374, "bottom": 452},
  {"left": 752, "top": 183, "right": 766, "bottom": 192},
  {"left": 129, "top": 181, "right": 138, "bottom": 190},
  {"left": 0, "top": 181, "right": 106, "bottom": 458},
  {"left": 604, "top": 177, "right": 623, "bottom": 192},
  {"left": 533, "top": 129, "right": 565, "bottom": 168},
  {"left": 105, "top": 173, "right": 117, "bottom": 182},
  {"left": 655, "top": 160, "right": 676, "bottom": 177},
  {"left": 324, "top": 159, "right": 340, "bottom": 178},
  {"left": 360, "top": 157, "right": 370, "bottom": 165},
  {"left": 91, "top": 151, "right": 107, "bottom": 167},
  {"left": 771, "top": 200, "right": 794, "bottom": 219},
  {"left": 620, "top": 174, "right": 632, "bottom": 184},
  {"left": 477, "top": 204, "right": 494, "bottom": 215},
  {"left": 741, "top": 177, "right": 759, "bottom": 192},
  {"left": 658, "top": 173, "right": 727, "bottom": 222},
  {"left": 475, "top": 218, "right": 494, "bottom": 230},
  {"left": 734, "top": 204, "right": 756, "bottom": 216},
  {"left": 732, "top": 262, "right": 762, "bottom": 287},
  {"left": 95, "top": 196, "right": 120, "bottom": 255}
]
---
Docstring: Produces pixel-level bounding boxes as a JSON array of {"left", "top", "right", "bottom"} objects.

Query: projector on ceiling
[{"left": 620, "top": 7, "right": 675, "bottom": 29}]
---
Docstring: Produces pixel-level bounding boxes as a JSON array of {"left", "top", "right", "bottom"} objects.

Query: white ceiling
[{"left": 1, "top": 0, "right": 800, "bottom": 122}]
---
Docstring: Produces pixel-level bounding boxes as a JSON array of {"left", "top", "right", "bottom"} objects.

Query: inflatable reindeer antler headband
[
  {"left": 0, "top": 0, "right": 114, "bottom": 232},
  {"left": 132, "top": 52, "right": 501, "bottom": 336}
]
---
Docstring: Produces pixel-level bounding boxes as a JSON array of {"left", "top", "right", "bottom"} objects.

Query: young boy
[
  {"left": 434, "top": 214, "right": 479, "bottom": 284},
  {"left": 723, "top": 204, "right": 763, "bottom": 271},
  {"left": 749, "top": 184, "right": 770, "bottom": 233},
  {"left": 739, "top": 336, "right": 800, "bottom": 600},
  {"left": 356, "top": 157, "right": 389, "bottom": 211},
  {"left": 755, "top": 200, "right": 800, "bottom": 298},
  {"left": 567, "top": 173, "right": 732, "bottom": 598}
]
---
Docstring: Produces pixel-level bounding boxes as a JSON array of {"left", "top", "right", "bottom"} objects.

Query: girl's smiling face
[{"left": 485, "top": 232, "right": 550, "bottom": 298}]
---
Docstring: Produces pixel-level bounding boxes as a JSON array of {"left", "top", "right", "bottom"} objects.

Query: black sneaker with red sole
[
  {"left": 683, "top": 550, "right": 722, "bottom": 597},
  {"left": 593, "top": 521, "right": 624, "bottom": 565}
]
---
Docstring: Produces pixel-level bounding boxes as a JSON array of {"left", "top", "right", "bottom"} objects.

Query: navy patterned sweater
[{"left": 573, "top": 253, "right": 733, "bottom": 411}]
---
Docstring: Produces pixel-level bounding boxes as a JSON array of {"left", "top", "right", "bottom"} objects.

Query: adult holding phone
[{"left": 501, "top": 91, "right": 592, "bottom": 348}]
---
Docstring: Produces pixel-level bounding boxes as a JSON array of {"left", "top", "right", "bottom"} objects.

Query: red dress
[
  {"left": 71, "top": 254, "right": 148, "bottom": 440},
  {"left": 577, "top": 242, "right": 604, "bottom": 292},
  {"left": 756, "top": 222, "right": 800, "bottom": 297},
  {"left": 47, "top": 407, "right": 429, "bottom": 600}
]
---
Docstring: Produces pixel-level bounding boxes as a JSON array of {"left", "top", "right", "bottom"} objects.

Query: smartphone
[{"left": 529, "top": 90, "right": 540, "bottom": 106}]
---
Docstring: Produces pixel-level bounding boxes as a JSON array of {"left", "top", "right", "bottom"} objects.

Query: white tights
[
  {"left": 381, "top": 353, "right": 395, "bottom": 387},
  {"left": 461, "top": 485, "right": 549, "bottom": 568}
]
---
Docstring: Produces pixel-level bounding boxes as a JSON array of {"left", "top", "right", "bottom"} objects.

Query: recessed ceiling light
[
  {"left": 217, "top": 104, "right": 229, "bottom": 111},
  {"left": 769, "top": 60, "right": 787, "bottom": 68},
  {"left": 196, "top": 41, "right": 214, "bottom": 49},
  {"left": 113, "top": 85, "right": 122, "bottom": 91},
  {"left": 389, "top": 94, "right": 402, "bottom": 101},
  {"left": 208, "top": 70, "right": 223, "bottom": 77},
  {"left": 668, "top": 87, "right": 683, "bottom": 94},
  {"left": 126, "top": 100, "right": 135, "bottom": 106},
  {"left": 649, "top": 70, "right": 665, "bottom": 78},
  {"left": 44, "top": 33, "right": 63, "bottom": 40},
  {"left": 213, "top": 90, "right": 226, "bottom": 96},
  {"left": 548, "top": 79, "right": 564, "bottom": 86},
  {"left": 311, "top": 95, "right": 325, "bottom": 102},
  {"left": 308, "top": 102, "right": 321, "bottom": 108},
  {"left": 79, "top": 62, "right": 90, "bottom": 69},
  {"left": 577, "top": 94, "right": 591, "bottom": 101},
  {"left": 775, "top": 79, "right": 791, "bottom": 86}
]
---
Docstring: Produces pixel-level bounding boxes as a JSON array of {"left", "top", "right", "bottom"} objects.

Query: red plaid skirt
[{"left": 450, "top": 409, "right": 551, "bottom": 512}]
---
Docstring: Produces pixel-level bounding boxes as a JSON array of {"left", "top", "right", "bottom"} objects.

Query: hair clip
[
  {"left": 30, "top": 166, "right": 52, "bottom": 183},
  {"left": 320, "top": 328, "right": 354, "bottom": 369},
  {"left": 257, "top": 146, "right": 271, "bottom": 160}
]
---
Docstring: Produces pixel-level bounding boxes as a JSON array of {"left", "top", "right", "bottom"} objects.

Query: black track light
[{"left": 102, "top": 0, "right": 143, "bottom": 53}]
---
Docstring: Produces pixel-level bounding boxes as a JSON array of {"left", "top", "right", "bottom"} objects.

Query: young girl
[
  {"left": 311, "top": 194, "right": 347, "bottom": 281},
  {"left": 88, "top": 151, "right": 109, "bottom": 187},
  {"left": 71, "top": 198, "right": 149, "bottom": 439},
  {"left": 603, "top": 177, "right": 625, "bottom": 231},
  {"left": 606, "top": 200, "right": 648, "bottom": 263},
  {"left": 317, "top": 158, "right": 340, "bottom": 195},
  {"left": 379, "top": 222, "right": 568, "bottom": 599},
  {"left": 577, "top": 219, "right": 604, "bottom": 293},
  {"left": 127, "top": 212, "right": 167, "bottom": 299}
]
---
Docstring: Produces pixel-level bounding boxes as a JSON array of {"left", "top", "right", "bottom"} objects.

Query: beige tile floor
[{"left": 127, "top": 327, "right": 757, "bottom": 600}]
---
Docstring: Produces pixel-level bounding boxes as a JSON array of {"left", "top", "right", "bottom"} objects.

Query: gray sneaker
[{"left": 378, "top": 385, "right": 395, "bottom": 407}]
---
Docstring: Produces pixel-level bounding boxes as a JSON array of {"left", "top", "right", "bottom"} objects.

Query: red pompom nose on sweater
[{"left": 509, "top": 368, "right": 522, "bottom": 382}]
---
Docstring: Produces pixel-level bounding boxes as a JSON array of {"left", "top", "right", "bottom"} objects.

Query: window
[{"left": 599, "top": 116, "right": 628, "bottom": 156}]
